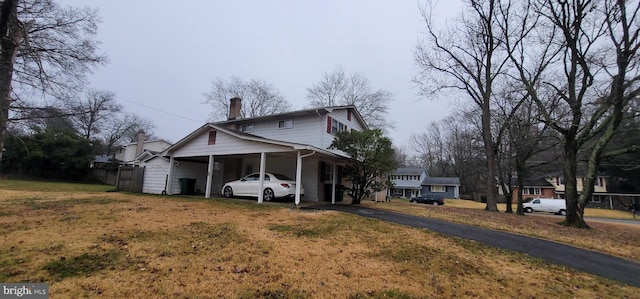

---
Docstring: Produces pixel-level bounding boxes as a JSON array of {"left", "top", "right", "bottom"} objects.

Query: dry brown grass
[{"left": 1, "top": 181, "right": 639, "bottom": 298}]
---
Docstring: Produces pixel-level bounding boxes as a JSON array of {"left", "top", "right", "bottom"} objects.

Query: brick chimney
[
  {"left": 135, "top": 131, "right": 145, "bottom": 157},
  {"left": 228, "top": 97, "right": 242, "bottom": 120}
]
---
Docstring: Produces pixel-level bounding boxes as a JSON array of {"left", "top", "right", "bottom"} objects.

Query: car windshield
[{"left": 272, "top": 173, "right": 293, "bottom": 181}]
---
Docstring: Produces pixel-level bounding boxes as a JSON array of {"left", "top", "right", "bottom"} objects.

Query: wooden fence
[{"left": 115, "top": 165, "right": 144, "bottom": 193}]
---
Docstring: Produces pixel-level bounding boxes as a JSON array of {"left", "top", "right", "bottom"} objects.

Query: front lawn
[{"left": 1, "top": 180, "right": 638, "bottom": 297}]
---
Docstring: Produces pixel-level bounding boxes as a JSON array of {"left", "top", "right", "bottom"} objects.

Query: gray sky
[{"left": 65, "top": 0, "right": 462, "bottom": 149}]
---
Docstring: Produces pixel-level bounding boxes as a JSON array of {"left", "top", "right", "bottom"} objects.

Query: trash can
[{"left": 179, "top": 178, "right": 196, "bottom": 195}]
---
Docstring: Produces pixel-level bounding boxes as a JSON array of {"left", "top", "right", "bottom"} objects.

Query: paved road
[{"left": 306, "top": 204, "right": 640, "bottom": 288}]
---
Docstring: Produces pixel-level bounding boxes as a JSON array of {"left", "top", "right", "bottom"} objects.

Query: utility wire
[{"left": 115, "top": 95, "right": 208, "bottom": 124}]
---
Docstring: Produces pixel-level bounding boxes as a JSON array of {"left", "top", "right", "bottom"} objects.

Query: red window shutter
[
  {"left": 347, "top": 110, "right": 352, "bottom": 121},
  {"left": 327, "top": 116, "right": 332, "bottom": 133}
]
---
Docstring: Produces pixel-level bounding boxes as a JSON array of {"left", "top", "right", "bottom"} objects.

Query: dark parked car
[{"left": 409, "top": 194, "right": 445, "bottom": 205}]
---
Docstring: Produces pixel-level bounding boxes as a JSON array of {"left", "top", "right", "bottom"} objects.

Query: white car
[{"left": 221, "top": 172, "right": 304, "bottom": 201}]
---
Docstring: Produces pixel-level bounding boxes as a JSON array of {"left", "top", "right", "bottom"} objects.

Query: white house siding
[
  {"left": 171, "top": 129, "right": 295, "bottom": 158},
  {"left": 248, "top": 116, "right": 325, "bottom": 149},
  {"left": 142, "top": 158, "right": 170, "bottom": 194},
  {"left": 301, "top": 157, "right": 320, "bottom": 201}
]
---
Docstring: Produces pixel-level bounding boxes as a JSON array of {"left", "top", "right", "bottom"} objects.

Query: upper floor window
[
  {"left": 278, "top": 119, "right": 293, "bottom": 129},
  {"left": 327, "top": 116, "right": 347, "bottom": 135},
  {"left": 240, "top": 124, "right": 254, "bottom": 133}
]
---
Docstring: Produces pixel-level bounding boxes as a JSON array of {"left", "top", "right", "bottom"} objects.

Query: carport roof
[{"left": 162, "top": 123, "right": 349, "bottom": 159}]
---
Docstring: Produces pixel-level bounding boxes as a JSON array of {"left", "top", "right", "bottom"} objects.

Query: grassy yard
[{"left": 1, "top": 180, "right": 639, "bottom": 298}]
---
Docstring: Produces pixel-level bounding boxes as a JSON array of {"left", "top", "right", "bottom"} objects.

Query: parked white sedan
[{"left": 221, "top": 172, "right": 304, "bottom": 201}]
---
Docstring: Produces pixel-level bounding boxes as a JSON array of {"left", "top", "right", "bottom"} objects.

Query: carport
[{"left": 161, "top": 124, "right": 350, "bottom": 205}]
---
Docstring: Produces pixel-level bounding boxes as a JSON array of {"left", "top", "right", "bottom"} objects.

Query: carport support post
[
  {"left": 258, "top": 152, "right": 266, "bottom": 203},
  {"left": 167, "top": 156, "right": 175, "bottom": 195},
  {"left": 331, "top": 161, "right": 337, "bottom": 204},
  {"left": 205, "top": 155, "right": 214, "bottom": 198},
  {"left": 295, "top": 151, "right": 302, "bottom": 205}
]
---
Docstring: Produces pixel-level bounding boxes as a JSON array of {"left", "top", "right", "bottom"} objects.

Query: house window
[
  {"left": 324, "top": 163, "right": 334, "bottom": 183},
  {"left": 347, "top": 110, "right": 352, "bottom": 121},
  {"left": 328, "top": 116, "right": 347, "bottom": 135},
  {"left": 523, "top": 188, "right": 540, "bottom": 195},
  {"left": 208, "top": 131, "right": 217, "bottom": 145},
  {"left": 278, "top": 119, "right": 293, "bottom": 129},
  {"left": 590, "top": 195, "right": 603, "bottom": 203},
  {"left": 596, "top": 177, "right": 604, "bottom": 187},
  {"left": 534, "top": 188, "right": 541, "bottom": 195},
  {"left": 240, "top": 124, "right": 254, "bottom": 133},
  {"left": 430, "top": 185, "right": 445, "bottom": 192}
]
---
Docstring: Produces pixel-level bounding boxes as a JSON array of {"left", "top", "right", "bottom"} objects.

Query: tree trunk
[
  {"left": 516, "top": 171, "right": 525, "bottom": 215},
  {"left": 483, "top": 112, "right": 499, "bottom": 212},
  {"left": 0, "top": 0, "right": 20, "bottom": 166},
  {"left": 561, "top": 138, "right": 589, "bottom": 228}
]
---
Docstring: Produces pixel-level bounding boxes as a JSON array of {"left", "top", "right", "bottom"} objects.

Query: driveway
[{"left": 306, "top": 204, "right": 640, "bottom": 288}]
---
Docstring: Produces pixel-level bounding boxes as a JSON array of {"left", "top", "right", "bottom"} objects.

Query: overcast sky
[{"left": 63, "top": 0, "right": 463, "bottom": 151}]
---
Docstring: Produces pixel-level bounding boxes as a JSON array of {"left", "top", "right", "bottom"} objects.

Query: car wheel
[
  {"left": 525, "top": 207, "right": 533, "bottom": 213},
  {"left": 432, "top": 201, "right": 439, "bottom": 206},
  {"left": 263, "top": 188, "right": 274, "bottom": 202},
  {"left": 559, "top": 209, "right": 567, "bottom": 216},
  {"left": 223, "top": 186, "right": 233, "bottom": 198},
  {"left": 410, "top": 199, "right": 415, "bottom": 203}
]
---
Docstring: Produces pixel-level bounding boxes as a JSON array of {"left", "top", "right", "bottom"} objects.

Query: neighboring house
[
  {"left": 114, "top": 132, "right": 172, "bottom": 166},
  {"left": 389, "top": 167, "right": 460, "bottom": 199},
  {"left": 502, "top": 172, "right": 640, "bottom": 210},
  {"left": 142, "top": 97, "right": 369, "bottom": 205},
  {"left": 504, "top": 177, "right": 557, "bottom": 201},
  {"left": 388, "top": 168, "right": 427, "bottom": 198}
]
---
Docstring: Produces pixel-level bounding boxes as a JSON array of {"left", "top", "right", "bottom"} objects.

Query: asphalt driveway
[{"left": 306, "top": 204, "right": 640, "bottom": 288}]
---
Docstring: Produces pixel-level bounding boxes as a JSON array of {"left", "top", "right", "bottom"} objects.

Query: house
[
  {"left": 142, "top": 97, "right": 369, "bottom": 205},
  {"left": 389, "top": 167, "right": 460, "bottom": 199},
  {"left": 502, "top": 172, "right": 640, "bottom": 210},
  {"left": 505, "top": 177, "right": 557, "bottom": 201},
  {"left": 113, "top": 132, "right": 172, "bottom": 165},
  {"left": 388, "top": 168, "right": 427, "bottom": 198}
]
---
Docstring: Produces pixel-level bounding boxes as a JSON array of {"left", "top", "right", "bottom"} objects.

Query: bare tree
[
  {"left": 410, "top": 121, "right": 454, "bottom": 176},
  {"left": 414, "top": 0, "right": 512, "bottom": 211},
  {"left": 410, "top": 113, "right": 486, "bottom": 196},
  {"left": 0, "top": 0, "right": 105, "bottom": 163},
  {"left": 101, "top": 113, "right": 155, "bottom": 158},
  {"left": 503, "top": 0, "right": 640, "bottom": 228},
  {"left": 69, "top": 90, "right": 121, "bottom": 140},
  {"left": 306, "top": 68, "right": 394, "bottom": 132},
  {"left": 203, "top": 76, "right": 291, "bottom": 121}
]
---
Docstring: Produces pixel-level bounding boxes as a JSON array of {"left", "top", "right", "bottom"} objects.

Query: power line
[{"left": 115, "top": 95, "right": 208, "bottom": 124}]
